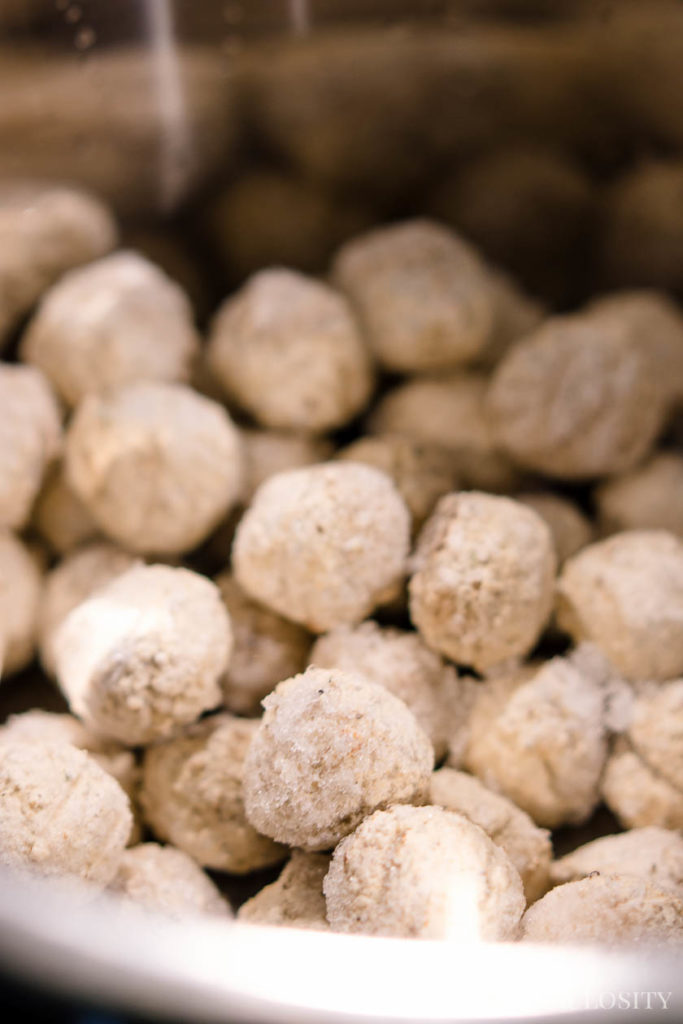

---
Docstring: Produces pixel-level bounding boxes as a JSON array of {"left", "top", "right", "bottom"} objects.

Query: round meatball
[
  {"left": 310, "top": 621, "right": 458, "bottom": 760},
  {"left": 65, "top": 381, "right": 243, "bottom": 556},
  {"left": 601, "top": 738, "right": 683, "bottom": 831},
  {"left": 0, "top": 741, "right": 131, "bottom": 885},
  {"left": 39, "top": 542, "right": 138, "bottom": 675},
  {"left": 233, "top": 462, "right": 410, "bottom": 633},
  {"left": 333, "top": 220, "right": 494, "bottom": 373},
  {"left": 337, "top": 434, "right": 459, "bottom": 533},
  {"left": 0, "top": 364, "right": 61, "bottom": 531},
  {"left": 409, "top": 492, "right": 556, "bottom": 672},
  {"left": 21, "top": 251, "right": 200, "bottom": 407},
  {"left": 595, "top": 452, "right": 683, "bottom": 539},
  {"left": 140, "top": 714, "right": 285, "bottom": 874},
  {"left": 323, "top": 805, "right": 525, "bottom": 940},
  {"left": 556, "top": 530, "right": 683, "bottom": 681},
  {"left": 463, "top": 649, "right": 609, "bottom": 828},
  {"left": 243, "top": 667, "right": 434, "bottom": 851},
  {"left": 487, "top": 310, "right": 667, "bottom": 479},
  {"left": 208, "top": 268, "right": 373, "bottom": 433},
  {"left": 238, "top": 851, "right": 330, "bottom": 931},
  {"left": 550, "top": 828, "right": 683, "bottom": 898},
  {"left": 215, "top": 572, "right": 311, "bottom": 716},
  {"left": 368, "top": 374, "right": 521, "bottom": 494},
  {"left": 53, "top": 564, "right": 231, "bottom": 745},
  {"left": 109, "top": 843, "right": 229, "bottom": 918},
  {"left": 521, "top": 874, "right": 683, "bottom": 949},
  {"left": 429, "top": 768, "right": 552, "bottom": 904},
  {"left": 0, "top": 182, "right": 117, "bottom": 347},
  {"left": 628, "top": 680, "right": 683, "bottom": 793},
  {"left": 0, "top": 531, "right": 42, "bottom": 676}
]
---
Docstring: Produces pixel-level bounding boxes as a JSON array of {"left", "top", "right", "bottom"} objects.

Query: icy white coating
[
  {"left": 238, "top": 851, "right": 330, "bottom": 930},
  {"left": 556, "top": 530, "right": 683, "bottom": 681},
  {"left": 409, "top": 492, "right": 556, "bottom": 672},
  {"left": 517, "top": 492, "right": 594, "bottom": 564},
  {"left": 587, "top": 289, "right": 683, "bottom": 407},
  {"left": 595, "top": 452, "right": 683, "bottom": 539},
  {"left": 53, "top": 564, "right": 232, "bottom": 745},
  {"left": 140, "top": 713, "right": 285, "bottom": 873},
  {"left": 463, "top": 648, "right": 610, "bottom": 828},
  {"left": 521, "top": 874, "right": 683, "bottom": 949},
  {"left": 332, "top": 220, "right": 494, "bottom": 373},
  {"left": 21, "top": 250, "right": 200, "bottom": 407},
  {"left": 323, "top": 805, "right": 525, "bottom": 941},
  {"left": 243, "top": 667, "right": 434, "bottom": 851},
  {"left": 239, "top": 428, "right": 334, "bottom": 503},
  {"left": 628, "top": 679, "right": 683, "bottom": 793},
  {"left": 0, "top": 364, "right": 61, "bottom": 531},
  {"left": 32, "top": 460, "right": 100, "bottom": 555},
  {"left": 486, "top": 310, "right": 668, "bottom": 479},
  {"left": 337, "top": 434, "right": 459, "bottom": 532},
  {"left": 39, "top": 541, "right": 138, "bottom": 675},
  {"left": 550, "top": 828, "right": 683, "bottom": 898},
  {"left": 310, "top": 621, "right": 459, "bottom": 760},
  {"left": 0, "top": 182, "right": 117, "bottom": 346},
  {"left": 109, "top": 843, "right": 230, "bottom": 918},
  {"left": 65, "top": 381, "right": 243, "bottom": 555},
  {"left": 429, "top": 768, "right": 552, "bottom": 904},
  {"left": 0, "top": 531, "right": 42, "bottom": 676},
  {"left": 208, "top": 268, "right": 373, "bottom": 433},
  {"left": 601, "top": 738, "right": 683, "bottom": 830},
  {"left": 0, "top": 741, "right": 132, "bottom": 885},
  {"left": 215, "top": 572, "right": 311, "bottom": 715},
  {"left": 368, "top": 374, "right": 521, "bottom": 493},
  {"left": 233, "top": 462, "right": 411, "bottom": 633}
]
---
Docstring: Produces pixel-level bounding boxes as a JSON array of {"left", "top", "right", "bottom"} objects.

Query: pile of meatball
[{"left": 0, "top": 181, "right": 682, "bottom": 948}]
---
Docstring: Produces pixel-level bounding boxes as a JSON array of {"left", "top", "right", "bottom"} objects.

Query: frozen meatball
[
  {"left": 238, "top": 851, "right": 330, "bottom": 930},
  {"left": 32, "top": 461, "right": 100, "bottom": 555},
  {"left": 0, "top": 531, "right": 42, "bottom": 676},
  {"left": 368, "top": 374, "right": 522, "bottom": 493},
  {"left": 239, "top": 428, "right": 333, "bottom": 504},
  {"left": 243, "top": 667, "right": 433, "bottom": 851},
  {"left": 337, "top": 435, "right": 459, "bottom": 533},
  {"left": 556, "top": 530, "right": 683, "bottom": 681},
  {"left": 550, "top": 828, "right": 683, "bottom": 898},
  {"left": 0, "top": 709, "right": 138, "bottom": 808},
  {"left": 53, "top": 564, "right": 231, "bottom": 745},
  {"left": 109, "top": 843, "right": 229, "bottom": 918},
  {"left": 324, "top": 805, "right": 525, "bottom": 941},
  {"left": 463, "top": 649, "right": 610, "bottom": 828},
  {"left": 487, "top": 311, "right": 667, "bottom": 479},
  {"left": 409, "top": 492, "right": 556, "bottom": 672},
  {"left": 595, "top": 453, "right": 683, "bottom": 539},
  {"left": 21, "top": 251, "right": 200, "bottom": 407},
  {"left": 215, "top": 572, "right": 311, "bottom": 716},
  {"left": 0, "top": 364, "right": 61, "bottom": 531},
  {"left": 310, "top": 621, "right": 459, "bottom": 760},
  {"left": 208, "top": 268, "right": 373, "bottom": 434},
  {"left": 0, "top": 741, "right": 131, "bottom": 884},
  {"left": 0, "top": 182, "right": 117, "bottom": 346},
  {"left": 65, "top": 381, "right": 243, "bottom": 556},
  {"left": 233, "top": 462, "right": 410, "bottom": 633},
  {"left": 628, "top": 680, "right": 683, "bottom": 793},
  {"left": 39, "top": 542, "right": 138, "bottom": 675},
  {"left": 429, "top": 768, "right": 552, "bottom": 904},
  {"left": 521, "top": 874, "right": 683, "bottom": 949},
  {"left": 518, "top": 492, "right": 594, "bottom": 564},
  {"left": 601, "top": 738, "right": 683, "bottom": 830},
  {"left": 140, "top": 714, "right": 285, "bottom": 873},
  {"left": 333, "top": 220, "right": 494, "bottom": 373},
  {"left": 587, "top": 290, "right": 683, "bottom": 409}
]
